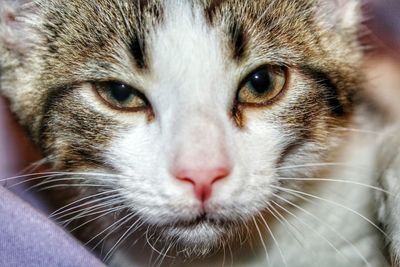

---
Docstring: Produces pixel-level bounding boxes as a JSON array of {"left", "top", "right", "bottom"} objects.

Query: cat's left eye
[
  {"left": 95, "top": 81, "right": 148, "bottom": 111},
  {"left": 237, "top": 66, "right": 287, "bottom": 106}
]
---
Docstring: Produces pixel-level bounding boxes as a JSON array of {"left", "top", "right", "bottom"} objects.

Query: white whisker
[
  {"left": 251, "top": 216, "right": 270, "bottom": 265},
  {"left": 271, "top": 196, "right": 371, "bottom": 267},
  {"left": 271, "top": 185, "right": 387, "bottom": 237},
  {"left": 266, "top": 204, "right": 305, "bottom": 249},
  {"left": 145, "top": 226, "right": 175, "bottom": 261},
  {"left": 70, "top": 205, "right": 127, "bottom": 233},
  {"left": 34, "top": 184, "right": 109, "bottom": 192},
  {"left": 275, "top": 162, "right": 356, "bottom": 171},
  {"left": 278, "top": 177, "right": 391, "bottom": 195},
  {"left": 104, "top": 216, "right": 145, "bottom": 262},
  {"left": 88, "top": 212, "right": 135, "bottom": 249},
  {"left": 258, "top": 211, "right": 288, "bottom": 267},
  {"left": 59, "top": 199, "right": 126, "bottom": 225},
  {"left": 49, "top": 190, "right": 121, "bottom": 218}
]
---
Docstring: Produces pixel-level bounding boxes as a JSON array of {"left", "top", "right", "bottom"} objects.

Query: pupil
[
  {"left": 250, "top": 70, "right": 272, "bottom": 94},
  {"left": 110, "top": 83, "right": 133, "bottom": 102}
]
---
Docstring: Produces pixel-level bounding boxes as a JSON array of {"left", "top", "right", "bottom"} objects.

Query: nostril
[
  {"left": 177, "top": 176, "right": 196, "bottom": 186},
  {"left": 174, "top": 167, "right": 231, "bottom": 185},
  {"left": 174, "top": 167, "right": 231, "bottom": 202},
  {"left": 212, "top": 167, "right": 230, "bottom": 184}
]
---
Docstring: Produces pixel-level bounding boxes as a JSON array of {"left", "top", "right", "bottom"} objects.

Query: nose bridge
[
  {"left": 172, "top": 110, "right": 230, "bottom": 169},
  {"left": 169, "top": 110, "right": 233, "bottom": 202}
]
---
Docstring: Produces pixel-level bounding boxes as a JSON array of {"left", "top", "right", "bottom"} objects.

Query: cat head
[{"left": 0, "top": 0, "right": 363, "bottom": 256}]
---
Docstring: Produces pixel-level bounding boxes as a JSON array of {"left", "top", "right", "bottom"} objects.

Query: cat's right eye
[{"left": 94, "top": 81, "right": 148, "bottom": 111}]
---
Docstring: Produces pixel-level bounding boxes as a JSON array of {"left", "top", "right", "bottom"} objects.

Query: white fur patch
[{"left": 102, "top": 1, "right": 282, "bottom": 240}]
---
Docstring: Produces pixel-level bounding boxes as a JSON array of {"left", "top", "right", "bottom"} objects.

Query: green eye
[
  {"left": 238, "top": 66, "right": 287, "bottom": 105},
  {"left": 95, "top": 81, "right": 147, "bottom": 111}
]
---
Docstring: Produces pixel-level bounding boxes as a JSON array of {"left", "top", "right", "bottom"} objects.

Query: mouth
[
  {"left": 170, "top": 211, "right": 238, "bottom": 230},
  {"left": 157, "top": 212, "right": 238, "bottom": 249},
  {"left": 173, "top": 213, "right": 218, "bottom": 228}
]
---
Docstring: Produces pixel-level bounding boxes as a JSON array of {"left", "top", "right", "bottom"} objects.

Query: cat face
[{"left": 1, "top": 0, "right": 362, "bottom": 255}]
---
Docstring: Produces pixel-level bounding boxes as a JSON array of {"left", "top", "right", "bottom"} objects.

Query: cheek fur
[{"left": 39, "top": 89, "right": 120, "bottom": 170}]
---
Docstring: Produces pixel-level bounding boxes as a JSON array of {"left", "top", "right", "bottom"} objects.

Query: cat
[
  {"left": 376, "top": 126, "right": 400, "bottom": 266},
  {"left": 0, "top": 0, "right": 393, "bottom": 266}
]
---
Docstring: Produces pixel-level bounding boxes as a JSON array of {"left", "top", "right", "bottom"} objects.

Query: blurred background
[
  {"left": 0, "top": 0, "right": 399, "bottom": 205},
  {"left": 363, "top": 0, "right": 400, "bottom": 122}
]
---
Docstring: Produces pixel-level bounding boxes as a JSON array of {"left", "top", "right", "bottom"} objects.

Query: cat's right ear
[
  {"left": 0, "top": 0, "right": 37, "bottom": 59},
  {"left": 0, "top": 1, "right": 38, "bottom": 96}
]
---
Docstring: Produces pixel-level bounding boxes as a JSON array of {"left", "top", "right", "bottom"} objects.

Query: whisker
[
  {"left": 148, "top": 235, "right": 163, "bottom": 267},
  {"left": 334, "top": 127, "right": 381, "bottom": 135},
  {"left": 277, "top": 177, "right": 391, "bottom": 195},
  {"left": 291, "top": 126, "right": 382, "bottom": 136},
  {"left": 266, "top": 204, "right": 305, "bottom": 250},
  {"left": 145, "top": 225, "right": 175, "bottom": 261},
  {"left": 95, "top": 214, "right": 142, "bottom": 258},
  {"left": 55, "top": 200, "right": 119, "bottom": 222},
  {"left": 1, "top": 172, "right": 74, "bottom": 184},
  {"left": 148, "top": 230, "right": 156, "bottom": 267},
  {"left": 69, "top": 205, "right": 127, "bottom": 233},
  {"left": 258, "top": 211, "right": 287, "bottom": 267},
  {"left": 251, "top": 216, "right": 270, "bottom": 265},
  {"left": 237, "top": 215, "right": 253, "bottom": 247},
  {"left": 50, "top": 195, "right": 122, "bottom": 222},
  {"left": 221, "top": 241, "right": 226, "bottom": 267},
  {"left": 275, "top": 162, "right": 357, "bottom": 171},
  {"left": 49, "top": 190, "right": 121, "bottom": 218},
  {"left": 270, "top": 199, "right": 346, "bottom": 261},
  {"left": 59, "top": 199, "right": 126, "bottom": 225},
  {"left": 104, "top": 216, "right": 145, "bottom": 262},
  {"left": 39, "top": 178, "right": 120, "bottom": 194},
  {"left": 1, "top": 171, "right": 125, "bottom": 183},
  {"left": 4, "top": 172, "right": 123, "bottom": 192},
  {"left": 6, "top": 173, "right": 73, "bottom": 189},
  {"left": 271, "top": 185, "right": 387, "bottom": 237},
  {"left": 154, "top": 240, "right": 174, "bottom": 267},
  {"left": 87, "top": 211, "right": 135, "bottom": 248},
  {"left": 271, "top": 196, "right": 371, "bottom": 267},
  {"left": 227, "top": 242, "right": 234, "bottom": 267},
  {"left": 34, "top": 184, "right": 110, "bottom": 192},
  {"left": 16, "top": 157, "right": 51, "bottom": 176}
]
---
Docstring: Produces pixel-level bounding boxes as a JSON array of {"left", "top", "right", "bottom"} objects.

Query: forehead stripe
[
  {"left": 129, "top": 32, "right": 147, "bottom": 69},
  {"left": 229, "top": 19, "right": 247, "bottom": 61},
  {"left": 204, "top": 0, "right": 227, "bottom": 23}
]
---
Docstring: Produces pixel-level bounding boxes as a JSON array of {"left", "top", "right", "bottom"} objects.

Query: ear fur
[
  {"left": 0, "top": 0, "right": 36, "bottom": 94},
  {"left": 317, "top": 0, "right": 361, "bottom": 30},
  {"left": 0, "top": 1, "right": 28, "bottom": 53}
]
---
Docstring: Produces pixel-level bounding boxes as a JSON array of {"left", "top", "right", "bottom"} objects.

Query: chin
[{"left": 158, "top": 219, "right": 236, "bottom": 257}]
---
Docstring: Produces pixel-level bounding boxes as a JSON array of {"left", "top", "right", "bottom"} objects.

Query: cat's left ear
[{"left": 317, "top": 0, "right": 361, "bottom": 29}]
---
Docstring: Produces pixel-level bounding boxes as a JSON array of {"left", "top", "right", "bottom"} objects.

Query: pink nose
[{"left": 174, "top": 167, "right": 230, "bottom": 202}]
